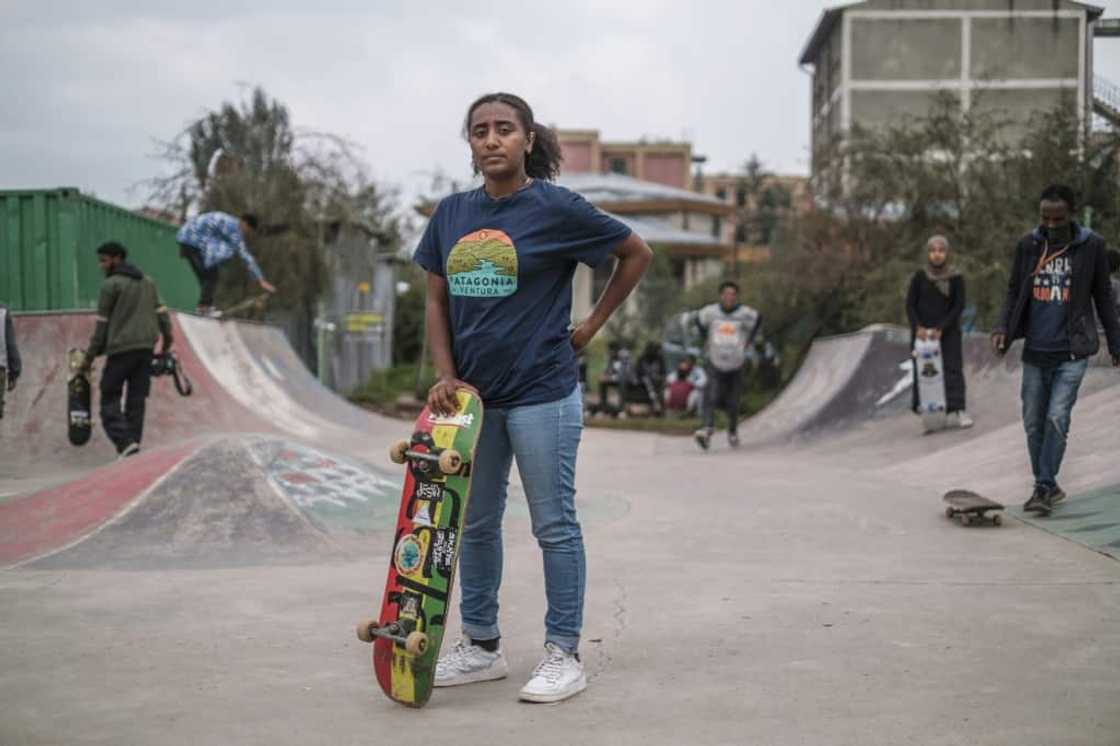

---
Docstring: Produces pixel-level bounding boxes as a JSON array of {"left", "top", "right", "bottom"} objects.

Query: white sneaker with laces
[
  {"left": 955, "top": 411, "right": 974, "bottom": 429},
  {"left": 518, "top": 643, "right": 587, "bottom": 703},
  {"left": 433, "top": 637, "right": 508, "bottom": 687}
]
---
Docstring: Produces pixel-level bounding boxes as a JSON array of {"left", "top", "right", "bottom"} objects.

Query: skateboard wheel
[
  {"left": 438, "top": 449, "right": 462, "bottom": 475},
  {"left": 389, "top": 439, "right": 410, "bottom": 464},
  {"left": 992, "top": 514, "right": 1002, "bottom": 526},
  {"left": 404, "top": 631, "right": 428, "bottom": 655},
  {"left": 945, "top": 507, "right": 955, "bottom": 519},
  {"left": 958, "top": 514, "right": 969, "bottom": 526},
  {"left": 356, "top": 618, "right": 379, "bottom": 644}
]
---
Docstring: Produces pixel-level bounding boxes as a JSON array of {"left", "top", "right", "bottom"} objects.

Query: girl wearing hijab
[{"left": 906, "top": 235, "right": 972, "bottom": 428}]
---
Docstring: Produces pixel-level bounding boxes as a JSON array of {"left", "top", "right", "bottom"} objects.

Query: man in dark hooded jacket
[
  {"left": 80, "top": 242, "right": 173, "bottom": 457},
  {"left": 991, "top": 184, "right": 1120, "bottom": 515},
  {"left": 0, "top": 303, "right": 21, "bottom": 419}
]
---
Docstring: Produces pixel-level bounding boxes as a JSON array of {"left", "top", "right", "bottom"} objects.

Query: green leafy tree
[
  {"left": 793, "top": 93, "right": 1120, "bottom": 335},
  {"left": 147, "top": 87, "right": 399, "bottom": 320}
]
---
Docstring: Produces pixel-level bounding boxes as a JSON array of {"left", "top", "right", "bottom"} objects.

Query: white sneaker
[
  {"left": 433, "top": 638, "right": 508, "bottom": 687},
  {"left": 518, "top": 643, "right": 587, "bottom": 703},
  {"left": 119, "top": 443, "right": 140, "bottom": 459},
  {"left": 949, "top": 409, "right": 976, "bottom": 427}
]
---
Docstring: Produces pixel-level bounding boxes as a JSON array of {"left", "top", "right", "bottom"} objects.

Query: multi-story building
[
  {"left": 556, "top": 130, "right": 808, "bottom": 287},
  {"left": 557, "top": 130, "right": 694, "bottom": 189},
  {"left": 555, "top": 129, "right": 736, "bottom": 316},
  {"left": 800, "top": 0, "right": 1109, "bottom": 187},
  {"left": 696, "top": 172, "right": 812, "bottom": 262}
]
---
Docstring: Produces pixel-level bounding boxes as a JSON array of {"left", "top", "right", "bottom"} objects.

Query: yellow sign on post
[{"left": 345, "top": 312, "right": 384, "bottom": 334}]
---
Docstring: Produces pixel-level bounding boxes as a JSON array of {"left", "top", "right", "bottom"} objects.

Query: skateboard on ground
[
  {"left": 914, "top": 337, "right": 947, "bottom": 433},
  {"left": 216, "top": 293, "right": 270, "bottom": 319},
  {"left": 67, "top": 348, "right": 93, "bottom": 446},
  {"left": 943, "top": 489, "right": 1004, "bottom": 526},
  {"left": 356, "top": 389, "right": 484, "bottom": 707}
]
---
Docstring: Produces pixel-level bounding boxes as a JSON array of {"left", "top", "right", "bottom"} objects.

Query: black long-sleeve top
[{"left": 906, "top": 272, "right": 965, "bottom": 334}]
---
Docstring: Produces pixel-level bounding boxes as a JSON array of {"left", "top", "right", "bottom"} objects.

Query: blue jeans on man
[
  {"left": 1020, "top": 357, "right": 1088, "bottom": 490},
  {"left": 458, "top": 385, "right": 585, "bottom": 654}
]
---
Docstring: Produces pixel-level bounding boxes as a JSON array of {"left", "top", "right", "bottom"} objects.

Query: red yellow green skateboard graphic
[{"left": 356, "top": 389, "right": 483, "bottom": 707}]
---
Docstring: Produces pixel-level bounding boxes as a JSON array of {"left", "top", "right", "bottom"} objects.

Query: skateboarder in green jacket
[{"left": 79, "top": 242, "right": 174, "bottom": 457}]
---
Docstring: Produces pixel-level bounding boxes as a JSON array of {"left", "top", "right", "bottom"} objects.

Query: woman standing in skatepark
[
  {"left": 412, "top": 92, "right": 652, "bottom": 702},
  {"left": 906, "top": 234, "right": 972, "bottom": 428}
]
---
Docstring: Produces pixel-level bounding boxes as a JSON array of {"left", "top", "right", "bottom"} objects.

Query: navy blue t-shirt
[
  {"left": 1026, "top": 249, "right": 1072, "bottom": 355},
  {"left": 413, "top": 180, "right": 632, "bottom": 408}
]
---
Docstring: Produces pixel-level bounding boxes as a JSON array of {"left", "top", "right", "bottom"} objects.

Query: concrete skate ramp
[
  {"left": 0, "top": 311, "right": 399, "bottom": 568},
  {"left": 177, "top": 315, "right": 378, "bottom": 441},
  {"left": 742, "top": 325, "right": 1117, "bottom": 447},
  {"left": 0, "top": 312, "right": 272, "bottom": 475},
  {"left": 742, "top": 324, "right": 912, "bottom": 444}
]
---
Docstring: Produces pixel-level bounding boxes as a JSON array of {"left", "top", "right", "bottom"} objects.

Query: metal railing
[
  {"left": 1093, "top": 75, "right": 1120, "bottom": 129},
  {"left": 1095, "top": 75, "right": 1120, "bottom": 114}
]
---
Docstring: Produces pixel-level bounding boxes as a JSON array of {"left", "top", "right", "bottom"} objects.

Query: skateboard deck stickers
[
  {"left": 914, "top": 338, "right": 946, "bottom": 432},
  {"left": 67, "top": 348, "right": 92, "bottom": 446},
  {"left": 363, "top": 390, "right": 483, "bottom": 707}
]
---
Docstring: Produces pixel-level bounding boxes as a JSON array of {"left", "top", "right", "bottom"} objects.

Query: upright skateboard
[
  {"left": 914, "top": 337, "right": 946, "bottom": 433},
  {"left": 357, "top": 389, "right": 483, "bottom": 707},
  {"left": 67, "top": 348, "right": 93, "bottom": 446},
  {"left": 943, "top": 489, "right": 1004, "bottom": 526}
]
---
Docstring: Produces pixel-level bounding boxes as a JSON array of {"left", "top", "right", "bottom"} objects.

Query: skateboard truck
[
  {"left": 389, "top": 440, "right": 465, "bottom": 475},
  {"left": 356, "top": 619, "right": 428, "bottom": 655}
]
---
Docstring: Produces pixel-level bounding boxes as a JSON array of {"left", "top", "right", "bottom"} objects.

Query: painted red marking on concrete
[
  {"left": 0, "top": 443, "right": 198, "bottom": 565},
  {"left": 279, "top": 472, "right": 318, "bottom": 485}
]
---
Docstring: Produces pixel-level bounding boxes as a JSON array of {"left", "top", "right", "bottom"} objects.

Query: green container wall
[{"left": 0, "top": 188, "right": 196, "bottom": 312}]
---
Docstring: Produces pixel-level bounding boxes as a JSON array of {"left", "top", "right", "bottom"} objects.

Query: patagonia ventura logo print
[{"left": 446, "top": 229, "right": 518, "bottom": 298}]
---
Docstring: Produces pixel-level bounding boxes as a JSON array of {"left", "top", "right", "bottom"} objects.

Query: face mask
[{"left": 1043, "top": 223, "right": 1073, "bottom": 245}]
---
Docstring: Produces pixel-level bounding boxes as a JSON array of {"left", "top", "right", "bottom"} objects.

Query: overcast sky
[{"left": 2, "top": 0, "right": 1119, "bottom": 214}]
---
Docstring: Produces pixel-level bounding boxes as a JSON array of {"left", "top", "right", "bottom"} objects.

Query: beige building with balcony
[{"left": 800, "top": 0, "right": 1107, "bottom": 187}]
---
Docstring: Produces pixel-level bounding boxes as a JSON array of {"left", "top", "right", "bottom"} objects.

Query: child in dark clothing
[{"left": 906, "top": 235, "right": 973, "bottom": 428}]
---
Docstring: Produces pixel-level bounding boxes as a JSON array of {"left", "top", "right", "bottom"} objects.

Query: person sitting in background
[
  {"left": 596, "top": 341, "right": 634, "bottom": 417},
  {"left": 636, "top": 341, "right": 667, "bottom": 415},
  {"left": 664, "top": 354, "right": 707, "bottom": 416}
]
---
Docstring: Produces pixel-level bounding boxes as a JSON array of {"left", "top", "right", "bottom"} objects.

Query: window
[
  {"left": 712, "top": 216, "right": 722, "bottom": 239},
  {"left": 716, "top": 187, "right": 727, "bottom": 201},
  {"left": 735, "top": 224, "right": 748, "bottom": 244},
  {"left": 608, "top": 157, "right": 628, "bottom": 175},
  {"left": 736, "top": 188, "right": 747, "bottom": 207}
]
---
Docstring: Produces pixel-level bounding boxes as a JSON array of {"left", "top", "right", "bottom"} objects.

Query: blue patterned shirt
[{"left": 176, "top": 212, "right": 264, "bottom": 280}]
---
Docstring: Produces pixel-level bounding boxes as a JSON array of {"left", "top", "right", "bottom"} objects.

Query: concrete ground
[{"left": 3, "top": 417, "right": 1120, "bottom": 745}]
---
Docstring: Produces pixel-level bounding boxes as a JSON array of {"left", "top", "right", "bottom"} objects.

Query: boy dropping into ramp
[{"left": 176, "top": 211, "right": 276, "bottom": 315}]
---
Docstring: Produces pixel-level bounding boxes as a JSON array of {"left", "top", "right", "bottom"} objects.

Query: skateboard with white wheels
[
  {"left": 356, "top": 389, "right": 483, "bottom": 707},
  {"left": 914, "top": 337, "right": 947, "bottom": 433}
]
